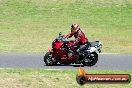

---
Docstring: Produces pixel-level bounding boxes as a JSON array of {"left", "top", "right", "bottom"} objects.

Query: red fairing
[
  {"left": 67, "top": 41, "right": 73, "bottom": 46},
  {"left": 53, "top": 42, "right": 63, "bottom": 50},
  {"left": 48, "top": 34, "right": 79, "bottom": 64}
]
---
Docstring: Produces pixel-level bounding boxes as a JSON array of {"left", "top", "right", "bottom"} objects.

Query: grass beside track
[
  {"left": 0, "top": 69, "right": 131, "bottom": 88},
  {"left": 0, "top": 0, "right": 132, "bottom": 53}
]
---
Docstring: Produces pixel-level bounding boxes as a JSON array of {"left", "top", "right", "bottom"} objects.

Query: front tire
[
  {"left": 83, "top": 52, "right": 98, "bottom": 66},
  {"left": 44, "top": 52, "right": 55, "bottom": 66}
]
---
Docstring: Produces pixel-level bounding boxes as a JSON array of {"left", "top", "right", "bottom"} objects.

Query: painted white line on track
[
  {"left": 98, "top": 53, "right": 119, "bottom": 55},
  {"left": 45, "top": 69, "right": 62, "bottom": 70},
  {"left": 0, "top": 68, "right": 62, "bottom": 70}
]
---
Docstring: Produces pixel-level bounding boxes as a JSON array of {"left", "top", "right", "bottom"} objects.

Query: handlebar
[{"left": 57, "top": 32, "right": 74, "bottom": 43}]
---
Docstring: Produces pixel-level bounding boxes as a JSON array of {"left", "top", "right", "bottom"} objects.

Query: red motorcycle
[{"left": 44, "top": 32, "right": 102, "bottom": 66}]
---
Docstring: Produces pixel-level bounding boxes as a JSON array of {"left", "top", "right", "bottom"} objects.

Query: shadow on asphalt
[{"left": 44, "top": 64, "right": 85, "bottom": 67}]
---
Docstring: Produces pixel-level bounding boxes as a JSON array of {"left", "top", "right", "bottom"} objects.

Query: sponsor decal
[{"left": 76, "top": 67, "right": 131, "bottom": 85}]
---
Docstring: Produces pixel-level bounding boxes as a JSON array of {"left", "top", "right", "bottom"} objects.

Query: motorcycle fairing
[{"left": 52, "top": 42, "right": 63, "bottom": 50}]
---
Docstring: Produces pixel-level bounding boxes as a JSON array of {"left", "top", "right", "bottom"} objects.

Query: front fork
[{"left": 48, "top": 49, "right": 60, "bottom": 64}]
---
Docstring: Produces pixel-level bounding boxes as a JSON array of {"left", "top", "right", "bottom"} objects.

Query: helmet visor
[{"left": 71, "top": 27, "right": 76, "bottom": 32}]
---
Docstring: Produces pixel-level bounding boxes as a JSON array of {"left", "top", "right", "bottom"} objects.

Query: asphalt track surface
[{"left": 0, "top": 53, "right": 132, "bottom": 70}]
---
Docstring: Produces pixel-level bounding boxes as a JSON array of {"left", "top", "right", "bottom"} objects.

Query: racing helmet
[{"left": 71, "top": 23, "right": 80, "bottom": 33}]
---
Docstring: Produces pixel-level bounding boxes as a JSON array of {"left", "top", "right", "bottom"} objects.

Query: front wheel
[
  {"left": 83, "top": 52, "right": 98, "bottom": 66},
  {"left": 44, "top": 52, "right": 55, "bottom": 66}
]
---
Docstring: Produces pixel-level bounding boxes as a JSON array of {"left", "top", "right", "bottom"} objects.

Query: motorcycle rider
[{"left": 66, "top": 23, "right": 90, "bottom": 54}]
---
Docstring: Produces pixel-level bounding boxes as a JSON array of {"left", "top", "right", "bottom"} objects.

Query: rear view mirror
[{"left": 59, "top": 32, "right": 62, "bottom": 36}]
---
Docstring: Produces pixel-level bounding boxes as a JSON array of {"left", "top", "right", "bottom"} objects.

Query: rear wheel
[
  {"left": 83, "top": 52, "right": 98, "bottom": 66},
  {"left": 44, "top": 52, "right": 56, "bottom": 66}
]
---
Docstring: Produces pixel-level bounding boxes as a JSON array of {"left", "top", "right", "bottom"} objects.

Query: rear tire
[
  {"left": 83, "top": 52, "right": 98, "bottom": 66},
  {"left": 44, "top": 52, "right": 54, "bottom": 66}
]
